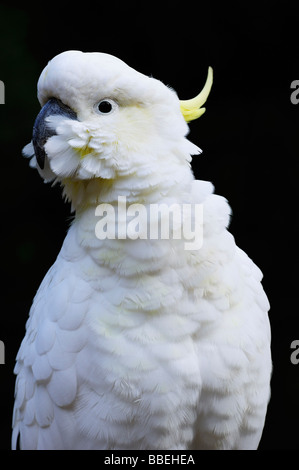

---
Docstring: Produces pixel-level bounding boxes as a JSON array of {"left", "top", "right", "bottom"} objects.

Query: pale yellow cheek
[{"left": 116, "top": 105, "right": 155, "bottom": 150}]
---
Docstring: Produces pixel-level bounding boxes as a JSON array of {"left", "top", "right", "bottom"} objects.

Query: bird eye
[{"left": 95, "top": 99, "right": 116, "bottom": 115}]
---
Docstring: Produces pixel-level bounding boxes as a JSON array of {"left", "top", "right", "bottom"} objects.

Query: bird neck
[
  {"left": 61, "top": 164, "right": 194, "bottom": 211},
  {"left": 63, "top": 166, "right": 196, "bottom": 257}
]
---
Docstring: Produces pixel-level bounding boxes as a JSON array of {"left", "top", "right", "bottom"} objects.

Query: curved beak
[{"left": 32, "top": 98, "right": 77, "bottom": 169}]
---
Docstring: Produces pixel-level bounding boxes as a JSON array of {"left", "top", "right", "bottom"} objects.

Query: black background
[{"left": 0, "top": 1, "right": 298, "bottom": 451}]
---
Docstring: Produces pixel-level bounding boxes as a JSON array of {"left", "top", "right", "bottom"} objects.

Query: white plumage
[{"left": 12, "top": 51, "right": 271, "bottom": 450}]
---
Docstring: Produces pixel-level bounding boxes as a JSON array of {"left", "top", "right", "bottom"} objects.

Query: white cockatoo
[{"left": 12, "top": 51, "right": 271, "bottom": 450}]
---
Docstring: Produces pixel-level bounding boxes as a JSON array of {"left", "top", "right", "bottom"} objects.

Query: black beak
[{"left": 32, "top": 98, "right": 77, "bottom": 169}]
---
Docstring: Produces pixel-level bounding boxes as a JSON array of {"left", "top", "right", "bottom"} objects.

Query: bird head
[{"left": 24, "top": 51, "right": 212, "bottom": 205}]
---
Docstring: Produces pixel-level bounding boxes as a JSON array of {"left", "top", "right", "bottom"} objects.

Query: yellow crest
[{"left": 180, "top": 67, "right": 213, "bottom": 122}]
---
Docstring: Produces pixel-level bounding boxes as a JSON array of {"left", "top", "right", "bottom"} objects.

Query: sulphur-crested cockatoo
[{"left": 12, "top": 51, "right": 271, "bottom": 450}]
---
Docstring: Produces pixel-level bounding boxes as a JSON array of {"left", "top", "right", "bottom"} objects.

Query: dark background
[{"left": 0, "top": 1, "right": 298, "bottom": 450}]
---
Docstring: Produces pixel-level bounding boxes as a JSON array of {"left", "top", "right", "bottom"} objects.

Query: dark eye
[
  {"left": 98, "top": 100, "right": 112, "bottom": 113},
  {"left": 95, "top": 99, "right": 116, "bottom": 115}
]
